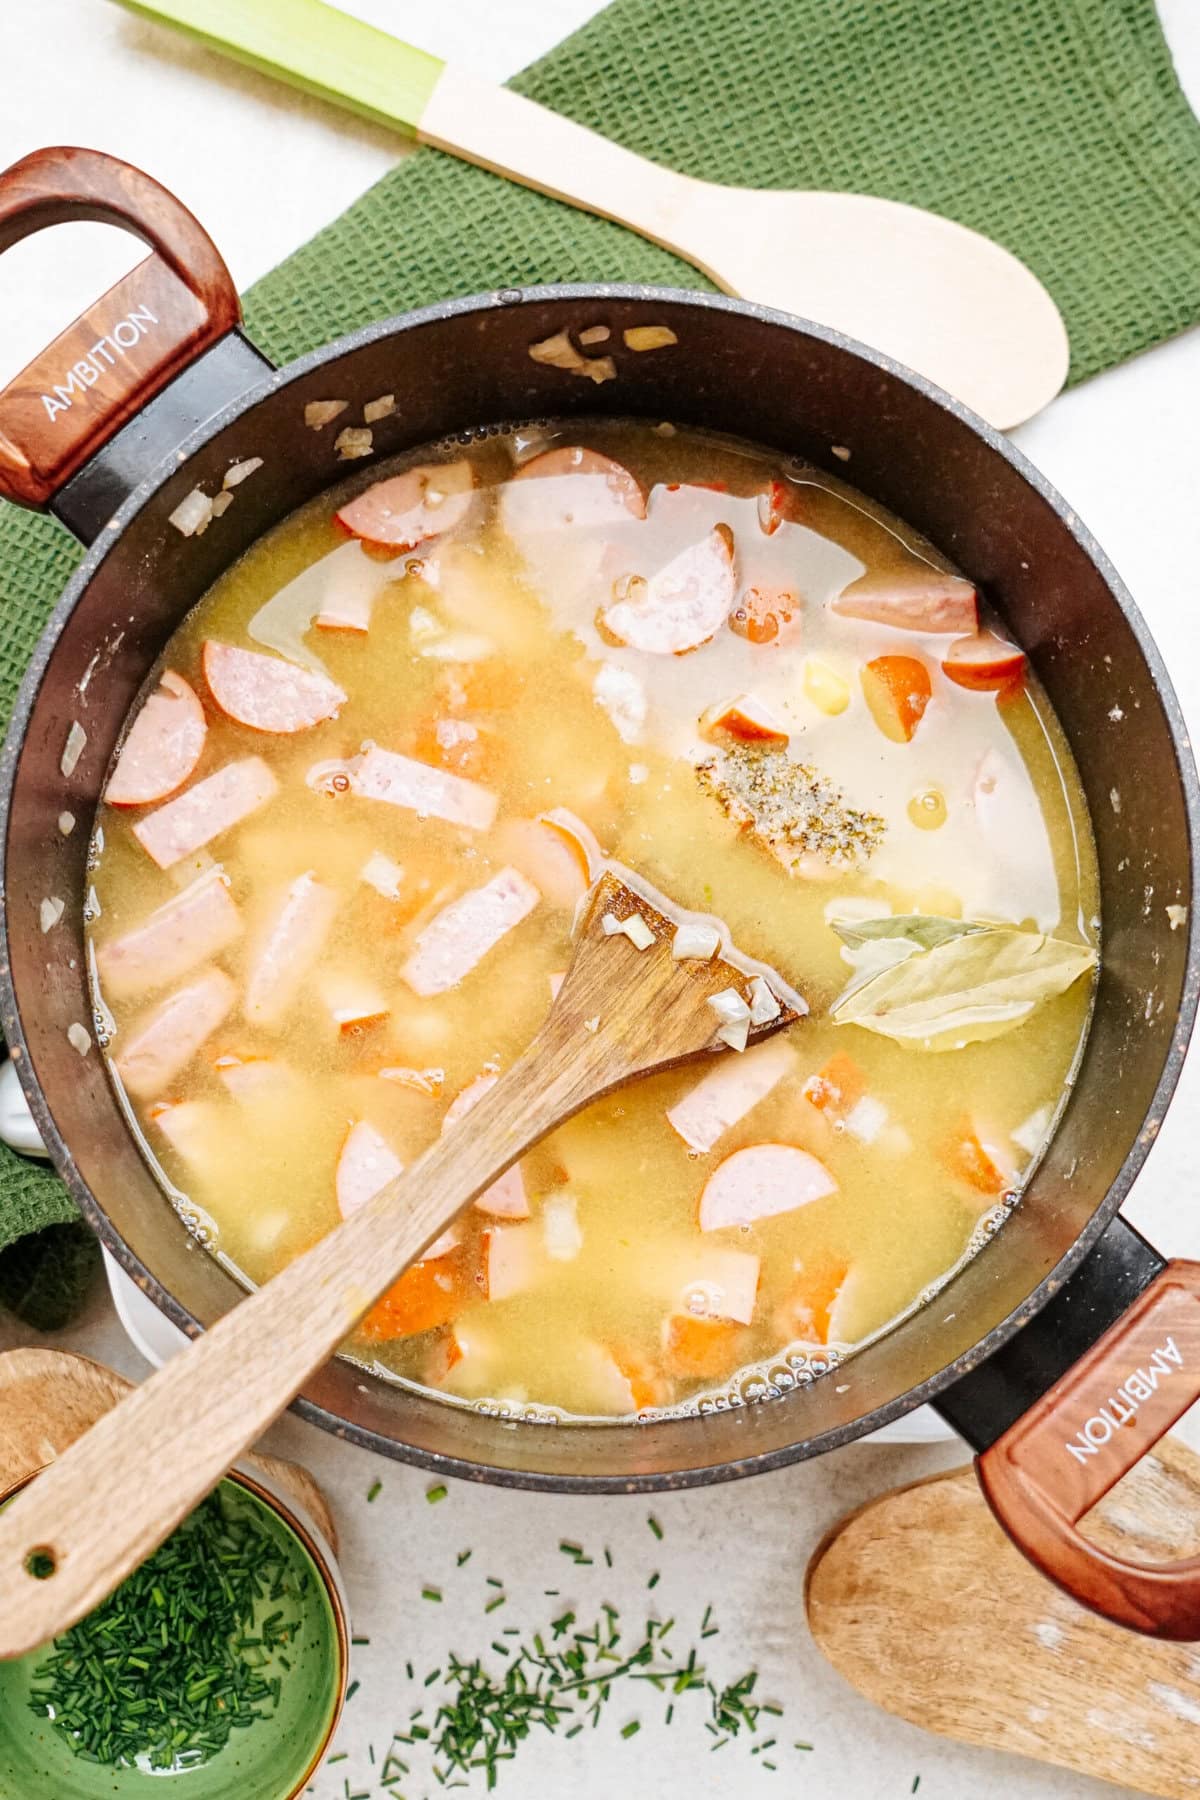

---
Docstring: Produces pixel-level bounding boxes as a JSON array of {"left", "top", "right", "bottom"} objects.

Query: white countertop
[{"left": 2, "top": 3, "right": 1199, "bottom": 1797}]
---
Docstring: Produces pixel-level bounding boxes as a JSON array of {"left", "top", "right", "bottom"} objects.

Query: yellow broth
[{"left": 86, "top": 422, "right": 1098, "bottom": 1420}]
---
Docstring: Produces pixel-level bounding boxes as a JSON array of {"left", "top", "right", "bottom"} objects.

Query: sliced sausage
[
  {"left": 203, "top": 642, "right": 346, "bottom": 734},
  {"left": 352, "top": 746, "right": 498, "bottom": 832},
  {"left": 244, "top": 871, "right": 339, "bottom": 1030},
  {"left": 114, "top": 967, "right": 237, "bottom": 1099},
  {"left": 442, "top": 1072, "right": 531, "bottom": 1219},
  {"left": 335, "top": 460, "right": 475, "bottom": 550},
  {"left": 105, "top": 671, "right": 207, "bottom": 807},
  {"left": 698, "top": 1143, "right": 836, "bottom": 1232},
  {"left": 600, "top": 525, "right": 736, "bottom": 655},
  {"left": 941, "top": 629, "right": 1026, "bottom": 691},
  {"left": 491, "top": 818, "right": 589, "bottom": 911},
  {"left": 667, "top": 1037, "right": 795, "bottom": 1154},
  {"left": 402, "top": 867, "right": 539, "bottom": 998},
  {"left": 132, "top": 756, "right": 278, "bottom": 869},
  {"left": 336, "top": 1119, "right": 404, "bottom": 1219},
  {"left": 698, "top": 693, "right": 789, "bottom": 746},
  {"left": 95, "top": 872, "right": 240, "bottom": 999},
  {"left": 832, "top": 570, "right": 977, "bottom": 634},
  {"left": 502, "top": 447, "right": 646, "bottom": 536}
]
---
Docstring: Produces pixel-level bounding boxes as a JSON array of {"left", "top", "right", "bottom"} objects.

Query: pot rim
[{"left": 2, "top": 283, "right": 1197, "bottom": 1491}]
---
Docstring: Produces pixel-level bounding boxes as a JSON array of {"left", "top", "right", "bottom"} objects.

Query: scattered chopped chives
[
  {"left": 426, "top": 1483, "right": 448, "bottom": 1504},
  {"left": 647, "top": 1572, "right": 660, "bottom": 1590},
  {"left": 794, "top": 1740, "right": 813, "bottom": 1751},
  {"left": 484, "top": 1595, "right": 506, "bottom": 1615},
  {"left": 456, "top": 1549, "right": 473, "bottom": 1566},
  {"left": 406, "top": 1661, "right": 414, "bottom": 1680},
  {"left": 351, "top": 1635, "right": 371, "bottom": 1646},
  {"left": 327, "top": 1751, "right": 348, "bottom": 1763},
  {"left": 621, "top": 1720, "right": 641, "bottom": 1739},
  {"left": 422, "top": 1587, "right": 443, "bottom": 1604},
  {"left": 367, "top": 1480, "right": 382, "bottom": 1503},
  {"left": 763, "top": 1760, "right": 777, "bottom": 1771},
  {"left": 559, "top": 1540, "right": 584, "bottom": 1558},
  {"left": 647, "top": 1515, "right": 663, "bottom": 1540},
  {"left": 912, "top": 1780, "right": 921, "bottom": 1794},
  {"left": 665, "top": 1702, "right": 674, "bottom": 1725},
  {"left": 345, "top": 1680, "right": 360, "bottom": 1703},
  {"left": 604, "top": 1547, "right": 613, "bottom": 1567},
  {"left": 486, "top": 1576, "right": 504, "bottom": 1588}
]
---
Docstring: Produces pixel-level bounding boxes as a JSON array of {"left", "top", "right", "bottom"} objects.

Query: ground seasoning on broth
[{"left": 86, "top": 420, "right": 1099, "bottom": 1421}]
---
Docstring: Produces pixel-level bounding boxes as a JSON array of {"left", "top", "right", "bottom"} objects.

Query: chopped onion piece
[
  {"left": 578, "top": 325, "right": 610, "bottom": 345},
  {"left": 305, "top": 400, "right": 348, "bottom": 429},
  {"left": 623, "top": 325, "right": 678, "bottom": 351},
  {"left": 601, "top": 913, "right": 623, "bottom": 936},
  {"left": 717, "top": 1019, "right": 750, "bottom": 1053},
  {"left": 223, "top": 457, "right": 263, "bottom": 489},
  {"left": 363, "top": 393, "right": 396, "bottom": 423},
  {"left": 583, "top": 1015, "right": 600, "bottom": 1033},
  {"left": 58, "top": 811, "right": 75, "bottom": 836},
  {"left": 621, "top": 913, "right": 655, "bottom": 951},
  {"left": 61, "top": 722, "right": 87, "bottom": 777},
  {"left": 361, "top": 851, "right": 405, "bottom": 899},
  {"left": 748, "top": 975, "right": 781, "bottom": 1024},
  {"left": 210, "top": 490, "right": 234, "bottom": 518},
  {"left": 543, "top": 1192, "right": 583, "bottom": 1262},
  {"left": 708, "top": 987, "right": 751, "bottom": 1026},
  {"left": 1167, "top": 903, "right": 1188, "bottom": 931},
  {"left": 168, "top": 489, "right": 213, "bottom": 537},
  {"left": 67, "top": 1022, "right": 91, "bottom": 1057},
  {"left": 408, "top": 606, "right": 442, "bottom": 643},
  {"left": 672, "top": 923, "right": 720, "bottom": 962},
  {"left": 1012, "top": 1104, "right": 1052, "bottom": 1157},
  {"left": 335, "top": 426, "right": 374, "bottom": 461},
  {"left": 40, "top": 897, "right": 64, "bottom": 933},
  {"left": 527, "top": 331, "right": 617, "bottom": 383}
]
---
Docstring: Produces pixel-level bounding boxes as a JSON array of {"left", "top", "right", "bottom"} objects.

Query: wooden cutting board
[
  {"left": 806, "top": 1441, "right": 1200, "bottom": 1798},
  {"left": 0, "top": 1347, "right": 338, "bottom": 1552}
]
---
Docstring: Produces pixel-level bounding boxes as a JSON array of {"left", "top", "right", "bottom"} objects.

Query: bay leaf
[
  {"left": 831, "top": 927, "right": 1098, "bottom": 1051},
  {"left": 830, "top": 914, "right": 986, "bottom": 952}
]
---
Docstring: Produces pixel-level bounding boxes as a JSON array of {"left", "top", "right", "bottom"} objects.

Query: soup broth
[{"left": 86, "top": 421, "right": 1098, "bottom": 1420}]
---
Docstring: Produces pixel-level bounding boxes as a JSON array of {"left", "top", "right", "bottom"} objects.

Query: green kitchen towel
[{"left": 1, "top": 0, "right": 1199, "bottom": 1324}]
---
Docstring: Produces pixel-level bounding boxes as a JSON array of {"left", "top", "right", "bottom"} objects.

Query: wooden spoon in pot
[{"left": 0, "top": 868, "right": 803, "bottom": 1657}]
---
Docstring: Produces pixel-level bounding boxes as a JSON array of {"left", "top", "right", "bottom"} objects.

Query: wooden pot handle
[
  {"left": 0, "top": 145, "right": 240, "bottom": 510},
  {"left": 977, "top": 1258, "right": 1200, "bottom": 1638}
]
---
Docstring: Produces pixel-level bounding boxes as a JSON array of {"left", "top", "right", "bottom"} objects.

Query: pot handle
[
  {"left": 0, "top": 146, "right": 241, "bottom": 510},
  {"left": 977, "top": 1257, "right": 1200, "bottom": 1638}
]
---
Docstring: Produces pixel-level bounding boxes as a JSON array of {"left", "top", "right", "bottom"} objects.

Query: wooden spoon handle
[{"left": 0, "top": 1036, "right": 568, "bottom": 1657}]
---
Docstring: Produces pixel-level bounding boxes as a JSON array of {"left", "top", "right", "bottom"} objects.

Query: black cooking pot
[{"left": 1, "top": 149, "right": 1197, "bottom": 1638}]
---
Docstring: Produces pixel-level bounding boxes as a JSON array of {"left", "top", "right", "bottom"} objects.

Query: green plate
[{"left": 0, "top": 1476, "right": 345, "bottom": 1799}]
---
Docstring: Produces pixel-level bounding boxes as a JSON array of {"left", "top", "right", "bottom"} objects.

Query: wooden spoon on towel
[{"left": 0, "top": 867, "right": 803, "bottom": 1657}]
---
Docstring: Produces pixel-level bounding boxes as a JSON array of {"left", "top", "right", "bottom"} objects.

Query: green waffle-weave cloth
[{"left": 2, "top": 0, "right": 1200, "bottom": 1327}]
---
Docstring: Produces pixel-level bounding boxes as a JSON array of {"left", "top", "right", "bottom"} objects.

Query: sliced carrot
[
  {"left": 611, "top": 1343, "right": 673, "bottom": 1411},
  {"left": 434, "top": 662, "right": 526, "bottom": 717},
  {"left": 941, "top": 629, "right": 1026, "bottom": 693},
  {"left": 773, "top": 1254, "right": 848, "bottom": 1346},
  {"left": 599, "top": 526, "right": 736, "bottom": 655},
  {"left": 203, "top": 642, "right": 346, "bottom": 734},
  {"left": 728, "top": 584, "right": 800, "bottom": 645},
  {"left": 359, "top": 1255, "right": 468, "bottom": 1340},
  {"left": 132, "top": 757, "right": 278, "bottom": 869},
  {"left": 698, "top": 693, "right": 789, "bottom": 745},
  {"left": 105, "top": 670, "right": 207, "bottom": 807},
  {"left": 942, "top": 1117, "right": 1016, "bottom": 1197},
  {"left": 861, "top": 655, "right": 933, "bottom": 743},
  {"left": 802, "top": 1050, "right": 866, "bottom": 1120},
  {"left": 698, "top": 1144, "right": 836, "bottom": 1232},
  {"left": 661, "top": 1314, "right": 746, "bottom": 1380},
  {"left": 335, "top": 460, "right": 476, "bottom": 550},
  {"left": 832, "top": 571, "right": 977, "bottom": 634}
]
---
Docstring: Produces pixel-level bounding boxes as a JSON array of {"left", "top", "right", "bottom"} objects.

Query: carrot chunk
[
  {"left": 773, "top": 1254, "right": 849, "bottom": 1346},
  {"left": 662, "top": 1314, "right": 746, "bottom": 1379},
  {"left": 359, "top": 1255, "right": 468, "bottom": 1340},
  {"left": 802, "top": 1050, "right": 866, "bottom": 1120},
  {"left": 861, "top": 655, "right": 933, "bottom": 743},
  {"left": 105, "top": 670, "right": 207, "bottom": 807},
  {"left": 698, "top": 693, "right": 789, "bottom": 745},
  {"left": 611, "top": 1343, "right": 673, "bottom": 1411},
  {"left": 942, "top": 1117, "right": 1016, "bottom": 1197}
]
